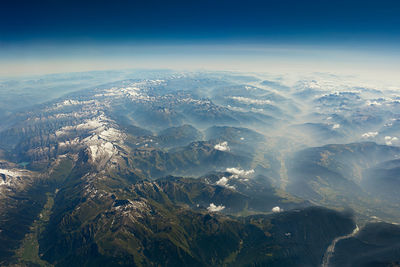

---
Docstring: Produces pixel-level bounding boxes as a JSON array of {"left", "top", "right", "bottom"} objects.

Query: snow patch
[
  {"left": 230, "top": 96, "right": 273, "bottom": 105},
  {"left": 366, "top": 100, "right": 383, "bottom": 106},
  {"left": 0, "top": 169, "right": 23, "bottom": 178}
]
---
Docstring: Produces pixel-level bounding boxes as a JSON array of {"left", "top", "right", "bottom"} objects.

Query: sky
[{"left": 1, "top": 0, "right": 400, "bottom": 78}]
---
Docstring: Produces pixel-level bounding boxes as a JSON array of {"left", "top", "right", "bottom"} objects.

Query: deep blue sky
[
  {"left": 1, "top": 0, "right": 400, "bottom": 45},
  {"left": 1, "top": 0, "right": 400, "bottom": 77}
]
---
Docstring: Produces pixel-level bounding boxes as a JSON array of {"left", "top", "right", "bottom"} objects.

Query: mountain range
[{"left": 0, "top": 70, "right": 399, "bottom": 266}]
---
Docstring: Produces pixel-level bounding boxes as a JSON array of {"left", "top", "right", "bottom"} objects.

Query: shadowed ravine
[{"left": 321, "top": 224, "right": 359, "bottom": 267}]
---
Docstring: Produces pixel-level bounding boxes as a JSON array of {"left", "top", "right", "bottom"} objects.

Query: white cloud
[
  {"left": 207, "top": 203, "right": 225, "bottom": 212},
  {"left": 226, "top": 168, "right": 254, "bottom": 179},
  {"left": 272, "top": 206, "right": 282, "bottom": 213},
  {"left": 214, "top": 141, "right": 230, "bottom": 152},
  {"left": 332, "top": 124, "right": 341, "bottom": 129},
  {"left": 385, "top": 136, "right": 399, "bottom": 145},
  {"left": 361, "top": 132, "right": 379, "bottom": 138},
  {"left": 216, "top": 176, "right": 235, "bottom": 190},
  {"left": 215, "top": 168, "right": 255, "bottom": 189}
]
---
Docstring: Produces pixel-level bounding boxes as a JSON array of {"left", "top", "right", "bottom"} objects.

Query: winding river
[{"left": 321, "top": 224, "right": 359, "bottom": 267}]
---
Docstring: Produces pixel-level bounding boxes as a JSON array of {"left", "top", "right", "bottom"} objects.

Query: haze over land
[
  {"left": 0, "top": 70, "right": 399, "bottom": 266},
  {"left": 1, "top": 0, "right": 400, "bottom": 266}
]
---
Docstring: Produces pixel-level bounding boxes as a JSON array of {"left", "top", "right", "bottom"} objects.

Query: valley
[{"left": 0, "top": 70, "right": 399, "bottom": 266}]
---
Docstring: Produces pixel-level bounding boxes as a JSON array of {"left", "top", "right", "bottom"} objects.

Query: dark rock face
[{"left": 331, "top": 222, "right": 400, "bottom": 267}]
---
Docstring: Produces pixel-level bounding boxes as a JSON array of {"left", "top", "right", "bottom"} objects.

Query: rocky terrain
[{"left": 0, "top": 70, "right": 399, "bottom": 266}]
